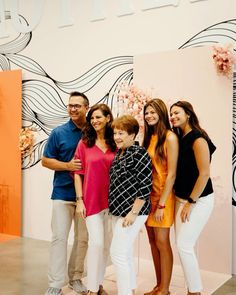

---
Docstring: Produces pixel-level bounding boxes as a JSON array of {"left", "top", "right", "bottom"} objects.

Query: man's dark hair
[{"left": 69, "top": 91, "right": 89, "bottom": 106}]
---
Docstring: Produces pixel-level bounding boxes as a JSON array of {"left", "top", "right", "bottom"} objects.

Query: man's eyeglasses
[{"left": 67, "top": 104, "right": 82, "bottom": 110}]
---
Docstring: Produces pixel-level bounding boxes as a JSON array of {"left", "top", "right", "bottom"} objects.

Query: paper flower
[
  {"left": 213, "top": 45, "right": 235, "bottom": 78},
  {"left": 117, "top": 81, "right": 151, "bottom": 141},
  {"left": 19, "top": 127, "right": 36, "bottom": 161}
]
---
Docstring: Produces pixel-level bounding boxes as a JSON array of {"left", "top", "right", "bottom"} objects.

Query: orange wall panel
[{"left": 0, "top": 70, "right": 22, "bottom": 236}]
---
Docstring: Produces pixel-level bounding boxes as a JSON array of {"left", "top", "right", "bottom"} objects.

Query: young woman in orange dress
[{"left": 143, "top": 99, "right": 179, "bottom": 295}]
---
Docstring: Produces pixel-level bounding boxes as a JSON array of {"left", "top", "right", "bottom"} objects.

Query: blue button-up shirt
[{"left": 43, "top": 119, "right": 82, "bottom": 201}]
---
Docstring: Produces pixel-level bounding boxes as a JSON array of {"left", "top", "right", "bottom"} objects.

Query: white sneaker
[{"left": 44, "top": 287, "right": 62, "bottom": 295}]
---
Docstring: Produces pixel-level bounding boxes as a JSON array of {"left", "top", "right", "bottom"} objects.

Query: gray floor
[
  {"left": 0, "top": 238, "right": 49, "bottom": 295},
  {"left": 0, "top": 237, "right": 235, "bottom": 295},
  {"left": 212, "top": 275, "right": 236, "bottom": 295}
]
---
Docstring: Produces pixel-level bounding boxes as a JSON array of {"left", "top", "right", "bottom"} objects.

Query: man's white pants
[
  {"left": 175, "top": 194, "right": 214, "bottom": 292},
  {"left": 110, "top": 215, "right": 148, "bottom": 295},
  {"left": 49, "top": 200, "right": 88, "bottom": 289}
]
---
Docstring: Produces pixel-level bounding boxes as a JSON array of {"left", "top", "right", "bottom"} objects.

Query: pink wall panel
[{"left": 134, "top": 46, "right": 232, "bottom": 274}]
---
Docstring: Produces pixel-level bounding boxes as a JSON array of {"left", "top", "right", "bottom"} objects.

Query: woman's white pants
[
  {"left": 110, "top": 215, "right": 148, "bottom": 295},
  {"left": 85, "top": 209, "right": 111, "bottom": 292},
  {"left": 175, "top": 194, "right": 214, "bottom": 292}
]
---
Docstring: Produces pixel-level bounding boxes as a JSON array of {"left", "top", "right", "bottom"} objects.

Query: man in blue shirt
[{"left": 42, "top": 92, "right": 89, "bottom": 295}]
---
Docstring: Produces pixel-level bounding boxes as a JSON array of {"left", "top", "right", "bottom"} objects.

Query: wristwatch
[
  {"left": 76, "top": 196, "right": 83, "bottom": 201},
  {"left": 187, "top": 197, "right": 196, "bottom": 204}
]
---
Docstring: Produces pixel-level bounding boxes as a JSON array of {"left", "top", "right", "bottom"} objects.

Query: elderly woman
[{"left": 109, "top": 115, "right": 152, "bottom": 295}]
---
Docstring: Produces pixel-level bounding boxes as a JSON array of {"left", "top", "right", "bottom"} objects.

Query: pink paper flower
[
  {"left": 212, "top": 45, "right": 235, "bottom": 78},
  {"left": 117, "top": 81, "right": 151, "bottom": 141}
]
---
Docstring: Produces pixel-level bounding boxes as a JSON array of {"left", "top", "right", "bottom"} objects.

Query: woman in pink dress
[{"left": 74, "top": 103, "right": 117, "bottom": 295}]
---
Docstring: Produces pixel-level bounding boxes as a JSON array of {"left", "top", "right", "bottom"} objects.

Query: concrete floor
[
  {"left": 212, "top": 275, "right": 236, "bottom": 295},
  {"left": 0, "top": 236, "right": 235, "bottom": 295}
]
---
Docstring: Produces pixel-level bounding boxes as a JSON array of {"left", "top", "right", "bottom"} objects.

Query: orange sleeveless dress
[{"left": 146, "top": 133, "right": 175, "bottom": 228}]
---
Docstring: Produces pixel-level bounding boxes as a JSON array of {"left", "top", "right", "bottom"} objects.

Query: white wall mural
[
  {"left": 1, "top": 15, "right": 236, "bottom": 202},
  {"left": 0, "top": 11, "right": 133, "bottom": 168}
]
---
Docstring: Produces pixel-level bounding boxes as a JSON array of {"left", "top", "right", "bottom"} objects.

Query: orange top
[{"left": 146, "top": 133, "right": 175, "bottom": 228}]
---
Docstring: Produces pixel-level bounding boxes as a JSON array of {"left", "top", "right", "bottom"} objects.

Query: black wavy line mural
[
  {"left": 0, "top": 14, "right": 236, "bottom": 206},
  {"left": 233, "top": 71, "right": 236, "bottom": 206},
  {"left": 179, "top": 19, "right": 236, "bottom": 49}
]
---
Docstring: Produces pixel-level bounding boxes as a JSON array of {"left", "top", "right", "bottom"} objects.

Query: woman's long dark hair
[
  {"left": 82, "top": 103, "right": 116, "bottom": 152},
  {"left": 143, "top": 99, "right": 171, "bottom": 161},
  {"left": 170, "top": 100, "right": 210, "bottom": 140}
]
